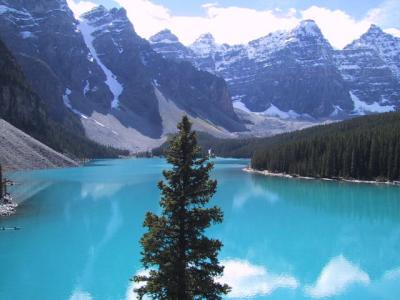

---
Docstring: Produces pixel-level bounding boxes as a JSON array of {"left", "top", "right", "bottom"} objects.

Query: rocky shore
[
  {"left": 0, "top": 119, "right": 79, "bottom": 216},
  {"left": 244, "top": 168, "right": 400, "bottom": 186}
]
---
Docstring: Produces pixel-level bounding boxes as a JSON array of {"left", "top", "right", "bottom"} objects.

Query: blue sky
[
  {"left": 90, "top": 0, "right": 383, "bottom": 19},
  {"left": 68, "top": 0, "right": 400, "bottom": 48}
]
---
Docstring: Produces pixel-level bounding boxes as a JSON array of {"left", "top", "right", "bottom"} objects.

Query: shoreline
[
  {"left": 0, "top": 202, "right": 18, "bottom": 217},
  {"left": 243, "top": 167, "right": 400, "bottom": 186},
  {"left": 1, "top": 180, "right": 18, "bottom": 217}
]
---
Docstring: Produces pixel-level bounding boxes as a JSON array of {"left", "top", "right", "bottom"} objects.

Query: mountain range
[
  {"left": 0, "top": 0, "right": 399, "bottom": 153},
  {"left": 0, "top": 0, "right": 244, "bottom": 152},
  {"left": 150, "top": 20, "right": 400, "bottom": 119}
]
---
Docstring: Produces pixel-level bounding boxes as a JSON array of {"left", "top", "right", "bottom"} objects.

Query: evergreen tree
[{"left": 134, "top": 116, "right": 230, "bottom": 299}]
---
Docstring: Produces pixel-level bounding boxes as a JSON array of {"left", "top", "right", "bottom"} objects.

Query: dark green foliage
[
  {"left": 134, "top": 116, "right": 230, "bottom": 299},
  {"left": 155, "top": 113, "right": 400, "bottom": 182},
  {"left": 252, "top": 112, "right": 400, "bottom": 181}
]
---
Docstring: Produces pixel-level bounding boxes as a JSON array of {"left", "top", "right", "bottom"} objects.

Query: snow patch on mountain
[
  {"left": 233, "top": 100, "right": 251, "bottom": 113},
  {"left": 78, "top": 18, "right": 123, "bottom": 109},
  {"left": 0, "top": 5, "right": 30, "bottom": 16},
  {"left": 20, "top": 31, "right": 35, "bottom": 39},
  {"left": 190, "top": 33, "right": 219, "bottom": 56},
  {"left": 330, "top": 105, "right": 344, "bottom": 117},
  {"left": 262, "top": 104, "right": 301, "bottom": 119},
  {"left": 351, "top": 92, "right": 395, "bottom": 115},
  {"left": 63, "top": 88, "right": 89, "bottom": 119},
  {"left": 294, "top": 20, "right": 321, "bottom": 37},
  {"left": 347, "top": 25, "right": 400, "bottom": 81}
]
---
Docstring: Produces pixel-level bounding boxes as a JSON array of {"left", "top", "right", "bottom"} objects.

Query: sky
[{"left": 67, "top": 0, "right": 400, "bottom": 49}]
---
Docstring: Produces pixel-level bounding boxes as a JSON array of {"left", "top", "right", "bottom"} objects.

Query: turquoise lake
[{"left": 1, "top": 158, "right": 400, "bottom": 300}]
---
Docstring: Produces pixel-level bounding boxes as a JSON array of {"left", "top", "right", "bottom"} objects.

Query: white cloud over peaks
[
  {"left": 300, "top": 6, "right": 371, "bottom": 49},
  {"left": 366, "top": 0, "right": 400, "bottom": 29},
  {"left": 70, "top": 0, "right": 400, "bottom": 49},
  {"left": 384, "top": 28, "right": 400, "bottom": 37}
]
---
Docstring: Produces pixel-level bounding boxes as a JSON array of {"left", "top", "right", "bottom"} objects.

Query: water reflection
[
  {"left": 233, "top": 179, "right": 280, "bottom": 209},
  {"left": 305, "top": 256, "right": 370, "bottom": 298},
  {"left": 80, "top": 183, "right": 123, "bottom": 200},
  {"left": 218, "top": 259, "right": 298, "bottom": 298},
  {"left": 70, "top": 200, "right": 123, "bottom": 296},
  {"left": 127, "top": 259, "right": 299, "bottom": 300},
  {"left": 8, "top": 180, "right": 53, "bottom": 204},
  {"left": 249, "top": 173, "right": 400, "bottom": 222},
  {"left": 1, "top": 158, "right": 399, "bottom": 300}
]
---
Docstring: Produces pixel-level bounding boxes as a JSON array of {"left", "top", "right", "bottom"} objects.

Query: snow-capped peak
[
  {"left": 79, "top": 5, "right": 124, "bottom": 109},
  {"left": 366, "top": 24, "right": 384, "bottom": 35},
  {"left": 190, "top": 33, "right": 218, "bottom": 56},
  {"left": 350, "top": 24, "right": 393, "bottom": 47},
  {"left": 196, "top": 33, "right": 215, "bottom": 43},
  {"left": 150, "top": 29, "right": 180, "bottom": 44},
  {"left": 293, "top": 19, "right": 323, "bottom": 37},
  {"left": 345, "top": 24, "right": 400, "bottom": 79}
]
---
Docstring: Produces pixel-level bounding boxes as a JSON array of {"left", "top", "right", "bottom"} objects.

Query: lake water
[{"left": 1, "top": 158, "right": 400, "bottom": 300}]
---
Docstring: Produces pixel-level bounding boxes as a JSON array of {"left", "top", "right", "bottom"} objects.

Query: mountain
[
  {"left": 0, "top": 38, "right": 127, "bottom": 159},
  {"left": 0, "top": 0, "right": 112, "bottom": 126},
  {"left": 0, "top": 1, "right": 245, "bottom": 152},
  {"left": 0, "top": 119, "right": 78, "bottom": 172},
  {"left": 150, "top": 21, "right": 400, "bottom": 119},
  {"left": 149, "top": 29, "right": 193, "bottom": 61},
  {"left": 334, "top": 25, "right": 400, "bottom": 114}
]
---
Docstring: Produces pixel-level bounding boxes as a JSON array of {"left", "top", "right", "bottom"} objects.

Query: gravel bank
[{"left": 0, "top": 119, "right": 78, "bottom": 172}]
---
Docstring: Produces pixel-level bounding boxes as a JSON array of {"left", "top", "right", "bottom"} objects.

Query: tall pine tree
[{"left": 134, "top": 116, "right": 230, "bottom": 299}]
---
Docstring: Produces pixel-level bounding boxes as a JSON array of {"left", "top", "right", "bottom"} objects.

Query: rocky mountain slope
[
  {"left": 0, "top": 37, "right": 127, "bottom": 159},
  {"left": 0, "top": 119, "right": 78, "bottom": 172},
  {"left": 334, "top": 25, "right": 400, "bottom": 114},
  {"left": 0, "top": 0, "right": 245, "bottom": 152},
  {"left": 150, "top": 21, "right": 400, "bottom": 119}
]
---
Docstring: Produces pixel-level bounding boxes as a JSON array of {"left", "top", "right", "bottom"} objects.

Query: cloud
[
  {"left": 366, "top": 0, "right": 400, "bottom": 29},
  {"left": 300, "top": 6, "right": 371, "bottom": 49},
  {"left": 69, "top": 0, "right": 399, "bottom": 49},
  {"left": 112, "top": 0, "right": 400, "bottom": 49},
  {"left": 384, "top": 28, "right": 400, "bottom": 37},
  {"left": 218, "top": 259, "right": 299, "bottom": 298},
  {"left": 67, "top": 0, "right": 96, "bottom": 18},
  {"left": 305, "top": 255, "right": 370, "bottom": 298}
]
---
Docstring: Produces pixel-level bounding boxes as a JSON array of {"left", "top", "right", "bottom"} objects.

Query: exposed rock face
[
  {"left": 149, "top": 29, "right": 193, "bottom": 61},
  {"left": 79, "top": 6, "right": 244, "bottom": 134},
  {"left": 0, "top": 1, "right": 245, "bottom": 148},
  {"left": 334, "top": 25, "right": 400, "bottom": 113},
  {"left": 151, "top": 21, "right": 400, "bottom": 119},
  {"left": 0, "top": 38, "right": 127, "bottom": 158},
  {"left": 0, "top": 0, "right": 112, "bottom": 125},
  {"left": 0, "top": 119, "right": 78, "bottom": 172},
  {"left": 0, "top": 38, "right": 48, "bottom": 140}
]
